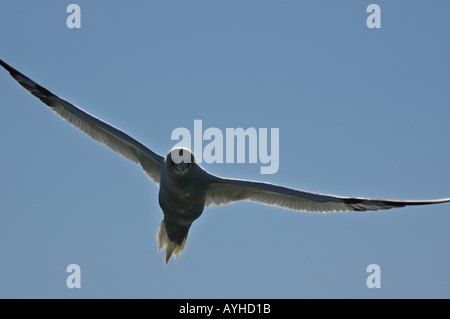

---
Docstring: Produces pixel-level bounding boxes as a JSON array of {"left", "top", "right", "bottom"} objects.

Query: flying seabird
[{"left": 1, "top": 59, "right": 449, "bottom": 265}]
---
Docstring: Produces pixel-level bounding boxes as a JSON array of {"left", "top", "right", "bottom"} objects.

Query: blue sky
[{"left": 0, "top": 1, "right": 449, "bottom": 298}]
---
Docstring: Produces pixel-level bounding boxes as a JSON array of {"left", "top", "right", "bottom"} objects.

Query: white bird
[{"left": 1, "top": 59, "right": 449, "bottom": 265}]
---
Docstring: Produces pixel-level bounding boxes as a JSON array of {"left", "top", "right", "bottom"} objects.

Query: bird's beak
[{"left": 174, "top": 161, "right": 189, "bottom": 172}]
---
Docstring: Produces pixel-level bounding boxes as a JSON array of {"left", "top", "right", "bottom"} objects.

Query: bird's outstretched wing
[
  {"left": 205, "top": 175, "right": 450, "bottom": 212},
  {"left": 0, "top": 59, "right": 163, "bottom": 185}
]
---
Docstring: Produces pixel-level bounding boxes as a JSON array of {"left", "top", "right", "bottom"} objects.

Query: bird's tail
[{"left": 156, "top": 220, "right": 187, "bottom": 266}]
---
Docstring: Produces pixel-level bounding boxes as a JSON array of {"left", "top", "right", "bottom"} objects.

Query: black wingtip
[
  {"left": 0, "top": 59, "right": 20, "bottom": 76},
  {"left": 0, "top": 58, "right": 57, "bottom": 106}
]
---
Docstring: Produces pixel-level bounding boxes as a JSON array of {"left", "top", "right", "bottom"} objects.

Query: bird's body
[
  {"left": 157, "top": 153, "right": 209, "bottom": 264},
  {"left": 1, "top": 58, "right": 449, "bottom": 266}
]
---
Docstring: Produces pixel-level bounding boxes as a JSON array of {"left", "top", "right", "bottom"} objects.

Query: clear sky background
[{"left": 0, "top": 1, "right": 449, "bottom": 298}]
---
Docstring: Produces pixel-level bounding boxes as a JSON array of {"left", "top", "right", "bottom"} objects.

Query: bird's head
[{"left": 165, "top": 147, "right": 196, "bottom": 177}]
